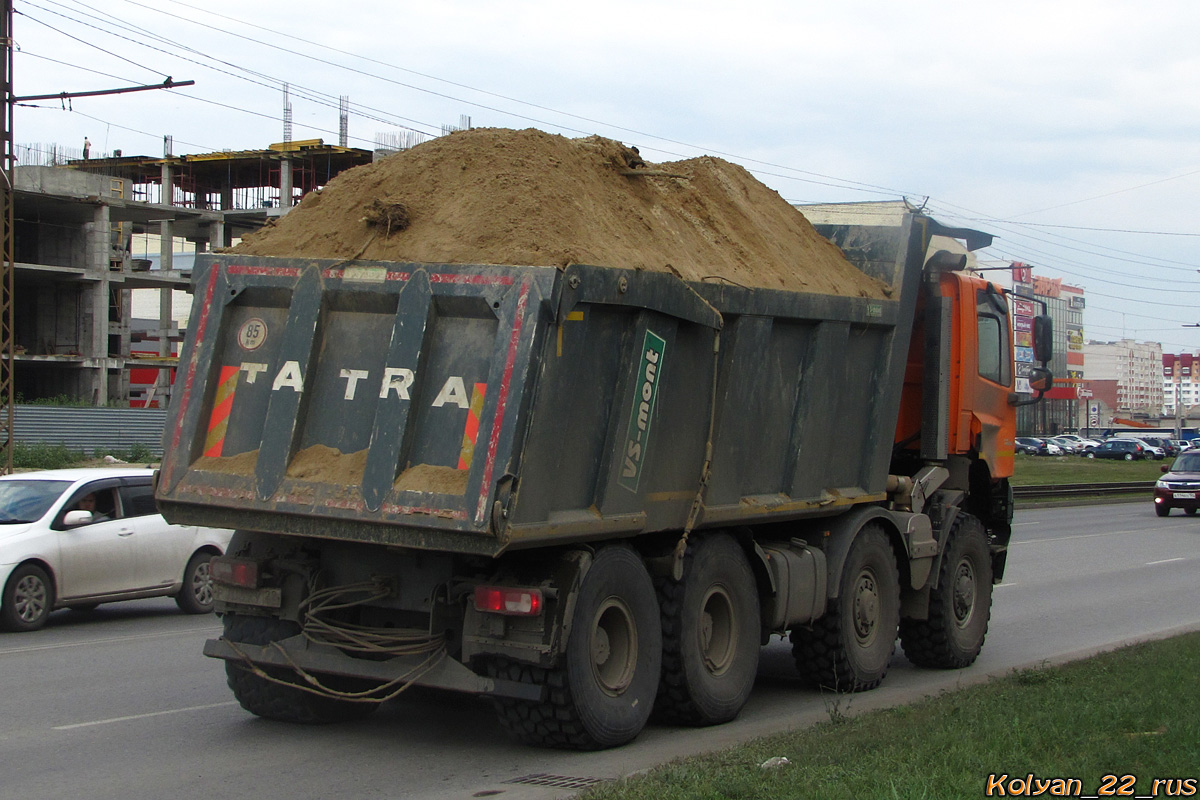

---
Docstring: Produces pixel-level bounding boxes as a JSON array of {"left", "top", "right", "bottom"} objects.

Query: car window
[
  {"left": 60, "top": 485, "right": 120, "bottom": 527},
  {"left": 1174, "top": 453, "right": 1200, "bottom": 471},
  {"left": 0, "top": 480, "right": 72, "bottom": 523},
  {"left": 119, "top": 484, "right": 158, "bottom": 518}
]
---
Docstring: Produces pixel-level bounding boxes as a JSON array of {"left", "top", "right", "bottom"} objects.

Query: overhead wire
[{"left": 21, "top": 0, "right": 1200, "bottom": 352}]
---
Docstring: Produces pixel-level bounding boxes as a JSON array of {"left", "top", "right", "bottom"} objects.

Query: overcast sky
[{"left": 13, "top": 0, "right": 1200, "bottom": 352}]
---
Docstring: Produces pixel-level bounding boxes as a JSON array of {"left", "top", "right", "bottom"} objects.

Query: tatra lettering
[
  {"left": 272, "top": 361, "right": 304, "bottom": 392},
  {"left": 379, "top": 368, "right": 414, "bottom": 400},
  {"left": 432, "top": 376, "right": 469, "bottom": 408},
  {"left": 239, "top": 362, "right": 268, "bottom": 384},
  {"left": 340, "top": 369, "right": 369, "bottom": 400}
]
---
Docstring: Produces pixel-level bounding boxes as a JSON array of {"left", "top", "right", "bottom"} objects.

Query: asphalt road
[{"left": 1, "top": 501, "right": 1198, "bottom": 800}]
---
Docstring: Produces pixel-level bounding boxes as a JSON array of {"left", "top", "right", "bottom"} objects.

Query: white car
[{"left": 0, "top": 468, "right": 233, "bottom": 632}]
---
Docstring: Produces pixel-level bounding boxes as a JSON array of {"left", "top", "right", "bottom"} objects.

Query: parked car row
[{"left": 1016, "top": 434, "right": 1197, "bottom": 461}]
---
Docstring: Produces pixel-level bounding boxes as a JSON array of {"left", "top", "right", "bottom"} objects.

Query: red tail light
[
  {"left": 474, "top": 585, "right": 543, "bottom": 616},
  {"left": 211, "top": 557, "right": 259, "bottom": 588}
]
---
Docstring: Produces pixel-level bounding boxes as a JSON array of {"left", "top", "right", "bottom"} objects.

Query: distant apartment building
[
  {"left": 1081, "top": 339, "right": 1164, "bottom": 422},
  {"left": 1162, "top": 352, "right": 1200, "bottom": 416}
]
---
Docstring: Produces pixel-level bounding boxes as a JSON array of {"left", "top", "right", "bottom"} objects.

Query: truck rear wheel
[
  {"left": 900, "top": 512, "right": 992, "bottom": 668},
  {"left": 790, "top": 524, "right": 899, "bottom": 692},
  {"left": 489, "top": 544, "right": 661, "bottom": 749},
  {"left": 654, "top": 533, "right": 760, "bottom": 725},
  {"left": 223, "top": 613, "right": 379, "bottom": 724}
]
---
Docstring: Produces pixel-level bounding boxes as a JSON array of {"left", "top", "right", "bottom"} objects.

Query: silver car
[{"left": 0, "top": 468, "right": 233, "bottom": 632}]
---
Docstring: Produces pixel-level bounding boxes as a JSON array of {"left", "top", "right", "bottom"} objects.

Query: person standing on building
[{"left": 83, "top": 137, "right": 91, "bottom": 159}]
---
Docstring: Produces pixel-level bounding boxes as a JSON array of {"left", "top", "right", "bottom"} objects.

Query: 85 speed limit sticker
[{"left": 238, "top": 318, "right": 268, "bottom": 351}]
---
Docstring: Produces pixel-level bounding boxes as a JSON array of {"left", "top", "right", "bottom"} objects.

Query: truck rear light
[
  {"left": 474, "top": 585, "right": 543, "bottom": 616},
  {"left": 211, "top": 557, "right": 260, "bottom": 589}
]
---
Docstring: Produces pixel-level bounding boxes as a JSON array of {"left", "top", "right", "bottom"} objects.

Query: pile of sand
[{"left": 233, "top": 128, "right": 887, "bottom": 298}]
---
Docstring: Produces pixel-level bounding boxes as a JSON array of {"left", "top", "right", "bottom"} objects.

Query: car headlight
[{"left": 1156, "top": 479, "right": 1169, "bottom": 489}]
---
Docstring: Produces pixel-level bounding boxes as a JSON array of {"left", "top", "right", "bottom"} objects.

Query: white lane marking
[
  {"left": 1147, "top": 557, "right": 1186, "bottom": 566},
  {"left": 0, "top": 627, "right": 219, "bottom": 656},
  {"left": 1011, "top": 528, "right": 1174, "bottom": 545},
  {"left": 54, "top": 701, "right": 239, "bottom": 730}
]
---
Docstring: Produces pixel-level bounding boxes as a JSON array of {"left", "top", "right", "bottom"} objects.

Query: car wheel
[
  {"left": 1086, "top": 452, "right": 1096, "bottom": 459},
  {"left": 175, "top": 551, "right": 216, "bottom": 614},
  {"left": 1, "top": 564, "right": 54, "bottom": 632},
  {"left": 1124, "top": 453, "right": 1134, "bottom": 461},
  {"left": 1156, "top": 505, "right": 1170, "bottom": 517}
]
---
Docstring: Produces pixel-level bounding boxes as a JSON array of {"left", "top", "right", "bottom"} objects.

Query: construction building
[{"left": 11, "top": 140, "right": 373, "bottom": 408}]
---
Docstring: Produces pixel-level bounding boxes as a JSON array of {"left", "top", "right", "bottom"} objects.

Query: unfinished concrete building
[{"left": 12, "top": 140, "right": 373, "bottom": 407}]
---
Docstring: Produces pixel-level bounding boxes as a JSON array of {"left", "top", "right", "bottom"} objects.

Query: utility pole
[
  {"left": 0, "top": 2, "right": 192, "bottom": 468},
  {"left": 1, "top": 0, "right": 15, "bottom": 474}
]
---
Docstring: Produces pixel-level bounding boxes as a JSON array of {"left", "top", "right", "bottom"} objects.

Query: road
[{"left": 1, "top": 501, "right": 1197, "bottom": 800}]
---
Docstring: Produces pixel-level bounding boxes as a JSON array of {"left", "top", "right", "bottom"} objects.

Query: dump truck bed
[{"left": 157, "top": 216, "right": 927, "bottom": 556}]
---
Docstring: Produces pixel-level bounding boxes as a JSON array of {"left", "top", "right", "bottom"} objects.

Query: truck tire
[
  {"left": 653, "top": 533, "right": 760, "bottom": 725},
  {"left": 223, "top": 613, "right": 379, "bottom": 723},
  {"left": 790, "top": 524, "right": 899, "bottom": 692},
  {"left": 900, "top": 512, "right": 993, "bottom": 669},
  {"left": 488, "top": 544, "right": 661, "bottom": 749}
]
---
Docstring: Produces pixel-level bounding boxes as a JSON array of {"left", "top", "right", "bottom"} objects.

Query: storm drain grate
[{"left": 503, "top": 774, "right": 612, "bottom": 789}]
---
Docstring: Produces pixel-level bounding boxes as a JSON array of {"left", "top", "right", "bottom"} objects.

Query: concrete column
[
  {"left": 160, "top": 219, "right": 173, "bottom": 271},
  {"left": 161, "top": 161, "right": 174, "bottom": 206},
  {"left": 88, "top": 204, "right": 111, "bottom": 405},
  {"left": 280, "top": 157, "right": 294, "bottom": 210}
]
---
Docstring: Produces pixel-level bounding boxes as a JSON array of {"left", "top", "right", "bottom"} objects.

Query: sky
[{"left": 12, "top": 0, "right": 1200, "bottom": 351}]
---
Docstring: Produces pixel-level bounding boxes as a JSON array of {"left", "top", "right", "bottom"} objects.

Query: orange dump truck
[{"left": 156, "top": 203, "right": 1051, "bottom": 749}]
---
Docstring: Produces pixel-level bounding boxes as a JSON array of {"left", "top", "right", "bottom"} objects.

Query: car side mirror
[
  {"left": 63, "top": 510, "right": 94, "bottom": 526},
  {"left": 1162, "top": 465, "right": 1170, "bottom": 473}
]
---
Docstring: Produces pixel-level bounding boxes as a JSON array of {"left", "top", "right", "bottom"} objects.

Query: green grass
[
  {"left": 1011, "top": 453, "right": 1169, "bottom": 486},
  {"left": 583, "top": 634, "right": 1200, "bottom": 800},
  {"left": 11, "top": 441, "right": 159, "bottom": 470}
]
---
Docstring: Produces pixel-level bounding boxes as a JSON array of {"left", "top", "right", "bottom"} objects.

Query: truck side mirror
[
  {"left": 1027, "top": 366, "right": 1053, "bottom": 393},
  {"left": 1033, "top": 315, "right": 1053, "bottom": 364}
]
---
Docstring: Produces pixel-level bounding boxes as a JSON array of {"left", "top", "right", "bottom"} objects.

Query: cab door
[{"left": 944, "top": 274, "right": 1016, "bottom": 477}]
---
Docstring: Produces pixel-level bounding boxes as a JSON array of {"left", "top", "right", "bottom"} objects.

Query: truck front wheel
[
  {"left": 654, "top": 533, "right": 760, "bottom": 725},
  {"left": 489, "top": 544, "right": 661, "bottom": 749},
  {"left": 223, "top": 614, "right": 379, "bottom": 724},
  {"left": 790, "top": 524, "right": 899, "bottom": 692},
  {"left": 900, "top": 512, "right": 993, "bottom": 668}
]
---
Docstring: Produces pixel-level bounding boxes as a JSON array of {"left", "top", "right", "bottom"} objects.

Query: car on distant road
[
  {"left": 0, "top": 468, "right": 233, "bottom": 632},
  {"left": 1154, "top": 450, "right": 1200, "bottom": 516},
  {"left": 1016, "top": 437, "right": 1052, "bottom": 455},
  {"left": 1140, "top": 436, "right": 1179, "bottom": 458},
  {"left": 1047, "top": 436, "right": 1085, "bottom": 454},
  {"left": 1126, "top": 438, "right": 1167, "bottom": 460},
  {"left": 1086, "top": 439, "right": 1147, "bottom": 461}
]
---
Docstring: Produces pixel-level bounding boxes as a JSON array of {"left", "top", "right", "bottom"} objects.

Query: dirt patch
[
  {"left": 233, "top": 128, "right": 887, "bottom": 298},
  {"left": 193, "top": 450, "right": 259, "bottom": 475},
  {"left": 286, "top": 444, "right": 368, "bottom": 485},
  {"left": 394, "top": 463, "right": 469, "bottom": 495}
]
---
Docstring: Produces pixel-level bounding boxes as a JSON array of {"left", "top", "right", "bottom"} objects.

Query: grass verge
[
  {"left": 583, "top": 633, "right": 1200, "bottom": 800},
  {"left": 1011, "top": 453, "right": 1170, "bottom": 486}
]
